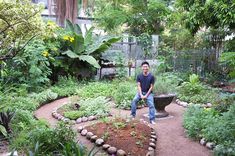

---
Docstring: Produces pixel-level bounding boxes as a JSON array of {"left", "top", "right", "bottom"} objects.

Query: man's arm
[
  {"left": 144, "top": 83, "right": 154, "bottom": 98},
  {"left": 137, "top": 82, "right": 144, "bottom": 98}
]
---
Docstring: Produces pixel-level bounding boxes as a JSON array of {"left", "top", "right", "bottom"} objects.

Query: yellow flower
[
  {"left": 63, "top": 35, "right": 70, "bottom": 41},
  {"left": 69, "top": 37, "right": 74, "bottom": 42},
  {"left": 42, "top": 51, "right": 49, "bottom": 57}
]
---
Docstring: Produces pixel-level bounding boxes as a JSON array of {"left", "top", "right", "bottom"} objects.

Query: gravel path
[{"left": 35, "top": 97, "right": 212, "bottom": 156}]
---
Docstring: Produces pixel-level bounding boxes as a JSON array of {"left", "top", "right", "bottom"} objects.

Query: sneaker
[{"left": 150, "top": 120, "right": 156, "bottom": 125}]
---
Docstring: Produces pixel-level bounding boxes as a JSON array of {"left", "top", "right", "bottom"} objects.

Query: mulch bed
[
  {"left": 0, "top": 136, "right": 9, "bottom": 154},
  {"left": 86, "top": 118, "right": 152, "bottom": 156}
]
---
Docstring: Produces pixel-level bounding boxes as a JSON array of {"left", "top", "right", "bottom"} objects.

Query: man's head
[{"left": 141, "top": 61, "right": 150, "bottom": 74}]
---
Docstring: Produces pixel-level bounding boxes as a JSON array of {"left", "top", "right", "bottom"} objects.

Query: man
[{"left": 131, "top": 61, "right": 156, "bottom": 124}]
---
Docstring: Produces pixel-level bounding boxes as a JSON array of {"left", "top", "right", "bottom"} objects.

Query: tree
[
  {"left": 0, "top": 0, "right": 45, "bottom": 61},
  {"left": 94, "top": 0, "right": 170, "bottom": 36}
]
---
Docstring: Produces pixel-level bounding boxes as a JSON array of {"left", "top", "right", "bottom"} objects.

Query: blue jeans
[{"left": 131, "top": 92, "right": 156, "bottom": 121}]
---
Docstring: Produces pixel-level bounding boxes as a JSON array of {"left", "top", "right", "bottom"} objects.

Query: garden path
[{"left": 35, "top": 97, "right": 212, "bottom": 156}]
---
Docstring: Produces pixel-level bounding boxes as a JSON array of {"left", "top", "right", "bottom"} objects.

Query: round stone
[
  {"left": 88, "top": 116, "right": 95, "bottom": 121},
  {"left": 95, "top": 138, "right": 104, "bottom": 146},
  {"left": 151, "top": 131, "right": 156, "bottom": 135},
  {"left": 82, "top": 117, "right": 88, "bottom": 122},
  {"left": 151, "top": 135, "right": 157, "bottom": 139},
  {"left": 206, "top": 103, "right": 212, "bottom": 107},
  {"left": 86, "top": 132, "right": 94, "bottom": 139},
  {"left": 117, "top": 149, "right": 126, "bottom": 156},
  {"left": 90, "top": 135, "right": 98, "bottom": 142},
  {"left": 63, "top": 118, "right": 70, "bottom": 123},
  {"left": 70, "top": 120, "right": 76, "bottom": 125},
  {"left": 76, "top": 118, "right": 82, "bottom": 124},
  {"left": 148, "top": 147, "right": 154, "bottom": 151},
  {"left": 146, "top": 151, "right": 155, "bottom": 156},
  {"left": 200, "top": 138, "right": 207, "bottom": 146},
  {"left": 150, "top": 138, "right": 155, "bottom": 142},
  {"left": 77, "top": 126, "right": 83, "bottom": 133},
  {"left": 81, "top": 129, "right": 88, "bottom": 136},
  {"left": 102, "top": 144, "right": 110, "bottom": 150},
  {"left": 107, "top": 146, "right": 117, "bottom": 154},
  {"left": 58, "top": 115, "right": 63, "bottom": 120},
  {"left": 149, "top": 142, "right": 156, "bottom": 149},
  {"left": 206, "top": 142, "right": 215, "bottom": 149}
]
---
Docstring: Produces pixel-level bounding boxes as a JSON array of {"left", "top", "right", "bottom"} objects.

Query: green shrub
[
  {"left": 30, "top": 89, "right": 58, "bottom": 104},
  {"left": 63, "top": 96, "right": 110, "bottom": 119},
  {"left": 177, "top": 74, "right": 219, "bottom": 104},
  {"left": 112, "top": 81, "right": 137, "bottom": 109},
  {"left": 183, "top": 105, "right": 219, "bottom": 139}
]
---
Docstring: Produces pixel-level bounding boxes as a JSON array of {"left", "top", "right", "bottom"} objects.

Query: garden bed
[{"left": 80, "top": 118, "right": 156, "bottom": 156}]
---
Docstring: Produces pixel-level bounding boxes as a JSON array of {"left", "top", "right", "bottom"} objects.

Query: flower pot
[{"left": 153, "top": 94, "right": 176, "bottom": 118}]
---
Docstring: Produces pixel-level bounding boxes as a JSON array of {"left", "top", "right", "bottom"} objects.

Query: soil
[
  {"left": 0, "top": 137, "right": 9, "bottom": 154},
  {"left": 86, "top": 118, "right": 152, "bottom": 156}
]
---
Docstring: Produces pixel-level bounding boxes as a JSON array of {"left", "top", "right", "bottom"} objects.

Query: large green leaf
[
  {"left": 86, "top": 36, "right": 121, "bottom": 55},
  {"left": 71, "top": 34, "right": 85, "bottom": 54},
  {"left": 84, "top": 27, "right": 95, "bottom": 47},
  {"left": 62, "top": 50, "right": 79, "bottom": 58},
  {"left": 74, "top": 24, "right": 82, "bottom": 35},
  {"left": 0, "top": 125, "right": 7, "bottom": 137},
  {"left": 79, "top": 55, "right": 100, "bottom": 68},
  {"left": 65, "top": 19, "right": 74, "bottom": 32}
]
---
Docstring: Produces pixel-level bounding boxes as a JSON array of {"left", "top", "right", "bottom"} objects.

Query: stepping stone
[
  {"left": 81, "top": 129, "right": 88, "bottom": 136},
  {"left": 86, "top": 132, "right": 94, "bottom": 139},
  {"left": 107, "top": 146, "right": 117, "bottom": 154},
  {"left": 117, "top": 149, "right": 126, "bottom": 156},
  {"left": 151, "top": 131, "right": 156, "bottom": 135},
  {"left": 102, "top": 144, "right": 110, "bottom": 150},
  {"left": 76, "top": 118, "right": 82, "bottom": 124},
  {"left": 90, "top": 135, "right": 98, "bottom": 142},
  {"left": 95, "top": 138, "right": 104, "bottom": 146},
  {"left": 146, "top": 151, "right": 154, "bottom": 156}
]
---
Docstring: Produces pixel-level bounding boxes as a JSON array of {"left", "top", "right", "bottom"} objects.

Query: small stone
[
  {"left": 82, "top": 117, "right": 88, "bottom": 122},
  {"left": 151, "top": 131, "right": 156, "bottom": 135},
  {"left": 70, "top": 120, "right": 76, "bottom": 125},
  {"left": 52, "top": 110, "right": 56, "bottom": 113},
  {"left": 206, "top": 142, "right": 215, "bottom": 149},
  {"left": 151, "top": 135, "right": 157, "bottom": 139},
  {"left": 117, "top": 149, "right": 126, "bottom": 156},
  {"left": 149, "top": 142, "right": 156, "bottom": 149},
  {"left": 206, "top": 103, "right": 212, "bottom": 107},
  {"left": 86, "top": 132, "right": 94, "bottom": 139},
  {"left": 148, "top": 147, "right": 154, "bottom": 151},
  {"left": 81, "top": 129, "right": 88, "bottom": 136},
  {"left": 90, "top": 135, "right": 98, "bottom": 142},
  {"left": 95, "top": 138, "right": 104, "bottom": 146},
  {"left": 63, "top": 118, "right": 70, "bottom": 123},
  {"left": 102, "top": 144, "right": 110, "bottom": 150},
  {"left": 76, "top": 118, "right": 82, "bottom": 124},
  {"left": 200, "top": 138, "right": 207, "bottom": 146},
  {"left": 150, "top": 138, "right": 156, "bottom": 142},
  {"left": 58, "top": 115, "right": 63, "bottom": 120},
  {"left": 146, "top": 151, "right": 155, "bottom": 156},
  {"left": 181, "top": 102, "right": 188, "bottom": 107},
  {"left": 176, "top": 99, "right": 179, "bottom": 103},
  {"left": 107, "top": 146, "right": 117, "bottom": 154},
  {"left": 88, "top": 116, "right": 95, "bottom": 121},
  {"left": 77, "top": 126, "right": 83, "bottom": 133}
]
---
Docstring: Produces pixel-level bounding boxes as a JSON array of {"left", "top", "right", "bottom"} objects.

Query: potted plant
[{"left": 153, "top": 76, "right": 176, "bottom": 118}]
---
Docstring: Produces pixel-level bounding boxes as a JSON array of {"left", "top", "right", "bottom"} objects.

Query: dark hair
[{"left": 141, "top": 61, "right": 149, "bottom": 67}]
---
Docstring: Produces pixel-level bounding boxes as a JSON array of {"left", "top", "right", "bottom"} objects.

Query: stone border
[
  {"left": 51, "top": 107, "right": 111, "bottom": 124},
  {"left": 199, "top": 138, "right": 216, "bottom": 150},
  {"left": 77, "top": 119, "right": 157, "bottom": 156},
  {"left": 175, "top": 99, "right": 213, "bottom": 108}
]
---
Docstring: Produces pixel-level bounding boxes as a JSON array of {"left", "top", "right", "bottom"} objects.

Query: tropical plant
[
  {"left": 0, "top": 110, "right": 15, "bottom": 134},
  {"left": 154, "top": 76, "right": 177, "bottom": 95},
  {"left": 61, "top": 20, "right": 120, "bottom": 68}
]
